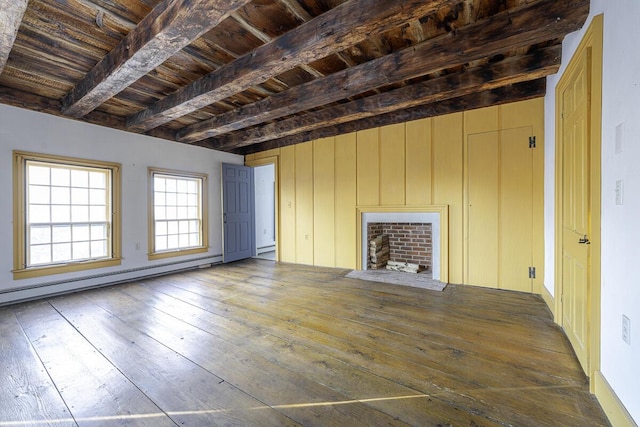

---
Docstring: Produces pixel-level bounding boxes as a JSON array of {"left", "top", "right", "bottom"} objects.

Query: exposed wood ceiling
[{"left": 0, "top": 0, "right": 589, "bottom": 155}]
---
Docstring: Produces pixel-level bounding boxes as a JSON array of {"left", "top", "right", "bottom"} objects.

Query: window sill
[
  {"left": 12, "top": 258, "right": 122, "bottom": 280},
  {"left": 148, "top": 246, "right": 208, "bottom": 261}
]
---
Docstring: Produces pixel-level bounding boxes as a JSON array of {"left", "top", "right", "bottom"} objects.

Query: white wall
[
  {"left": 0, "top": 104, "right": 243, "bottom": 304},
  {"left": 254, "top": 163, "right": 276, "bottom": 251},
  {"left": 544, "top": 0, "right": 639, "bottom": 422}
]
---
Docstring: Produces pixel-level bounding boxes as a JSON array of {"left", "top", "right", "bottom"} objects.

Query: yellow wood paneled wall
[{"left": 246, "top": 98, "right": 544, "bottom": 291}]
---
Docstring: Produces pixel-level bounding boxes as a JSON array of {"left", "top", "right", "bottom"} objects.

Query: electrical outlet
[
  {"left": 615, "top": 122, "right": 625, "bottom": 154},
  {"left": 622, "top": 314, "right": 631, "bottom": 345}
]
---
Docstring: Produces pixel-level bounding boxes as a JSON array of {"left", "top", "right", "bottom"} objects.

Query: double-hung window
[
  {"left": 149, "top": 168, "right": 208, "bottom": 259},
  {"left": 13, "top": 151, "right": 121, "bottom": 279}
]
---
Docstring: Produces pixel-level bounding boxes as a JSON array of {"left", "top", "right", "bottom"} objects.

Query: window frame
[
  {"left": 12, "top": 151, "right": 122, "bottom": 280},
  {"left": 148, "top": 167, "right": 209, "bottom": 260}
]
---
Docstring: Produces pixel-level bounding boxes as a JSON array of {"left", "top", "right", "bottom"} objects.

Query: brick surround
[{"left": 367, "top": 222, "right": 432, "bottom": 270}]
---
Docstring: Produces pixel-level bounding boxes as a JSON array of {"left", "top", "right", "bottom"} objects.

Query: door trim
[
  {"left": 554, "top": 14, "right": 603, "bottom": 385},
  {"left": 245, "top": 156, "right": 280, "bottom": 262}
]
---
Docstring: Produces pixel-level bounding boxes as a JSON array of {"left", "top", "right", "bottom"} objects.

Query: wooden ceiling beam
[
  {"left": 0, "top": 0, "right": 29, "bottom": 75},
  {"left": 61, "top": 0, "right": 252, "bottom": 118},
  {"left": 233, "top": 79, "right": 547, "bottom": 155},
  {"left": 126, "top": 0, "right": 458, "bottom": 131},
  {"left": 208, "top": 45, "right": 561, "bottom": 151},
  {"left": 177, "top": 0, "right": 589, "bottom": 143}
]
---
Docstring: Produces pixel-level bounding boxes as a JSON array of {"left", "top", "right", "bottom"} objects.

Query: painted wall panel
[
  {"left": 432, "top": 113, "right": 464, "bottom": 284},
  {"left": 334, "top": 133, "right": 357, "bottom": 269},
  {"left": 313, "top": 138, "right": 335, "bottom": 267},
  {"left": 379, "top": 123, "right": 405, "bottom": 206},
  {"left": 356, "top": 128, "right": 379, "bottom": 206},
  {"left": 279, "top": 146, "right": 296, "bottom": 263},
  {"left": 295, "top": 142, "right": 314, "bottom": 265},
  {"left": 405, "top": 118, "right": 432, "bottom": 205}
]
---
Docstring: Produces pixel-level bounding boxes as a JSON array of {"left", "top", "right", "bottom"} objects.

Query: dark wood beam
[
  {"left": 0, "top": 0, "right": 29, "bottom": 75},
  {"left": 0, "top": 86, "right": 176, "bottom": 141},
  {"left": 232, "top": 79, "right": 547, "bottom": 155},
  {"left": 61, "top": 0, "right": 252, "bottom": 118},
  {"left": 127, "top": 0, "right": 458, "bottom": 131},
  {"left": 177, "top": 0, "right": 589, "bottom": 143},
  {"left": 209, "top": 45, "right": 561, "bottom": 151}
]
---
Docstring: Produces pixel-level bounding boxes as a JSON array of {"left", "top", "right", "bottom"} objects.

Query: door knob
[{"left": 578, "top": 235, "right": 590, "bottom": 244}]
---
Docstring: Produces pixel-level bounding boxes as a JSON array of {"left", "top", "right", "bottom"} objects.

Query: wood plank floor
[{"left": 0, "top": 259, "right": 609, "bottom": 426}]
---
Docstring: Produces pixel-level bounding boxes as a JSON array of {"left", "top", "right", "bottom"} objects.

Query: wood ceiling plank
[
  {"left": 126, "top": 0, "right": 457, "bottom": 131},
  {"left": 233, "top": 79, "right": 547, "bottom": 155},
  {"left": 0, "top": 0, "right": 29, "bottom": 75},
  {"left": 177, "top": 0, "right": 588, "bottom": 143},
  {"left": 61, "top": 0, "right": 252, "bottom": 118},
  {"left": 209, "top": 45, "right": 562, "bottom": 150}
]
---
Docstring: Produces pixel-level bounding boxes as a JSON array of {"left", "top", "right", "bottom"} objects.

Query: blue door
[{"left": 222, "top": 163, "right": 255, "bottom": 263}]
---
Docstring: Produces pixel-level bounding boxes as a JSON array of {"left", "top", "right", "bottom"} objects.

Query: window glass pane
[
  {"left": 167, "top": 221, "right": 179, "bottom": 235},
  {"left": 179, "top": 220, "right": 189, "bottom": 234},
  {"left": 190, "top": 220, "right": 199, "bottom": 233},
  {"left": 187, "top": 180, "right": 197, "bottom": 193},
  {"left": 29, "top": 205, "right": 50, "bottom": 223},
  {"left": 30, "top": 226, "right": 51, "bottom": 245},
  {"left": 30, "top": 245, "right": 51, "bottom": 265},
  {"left": 166, "top": 206, "right": 177, "bottom": 220},
  {"left": 89, "top": 189, "right": 105, "bottom": 204},
  {"left": 156, "top": 236, "right": 167, "bottom": 251},
  {"left": 29, "top": 166, "right": 50, "bottom": 185},
  {"left": 177, "top": 180, "right": 187, "bottom": 193},
  {"left": 71, "top": 205, "right": 89, "bottom": 222},
  {"left": 51, "top": 205, "right": 71, "bottom": 223},
  {"left": 177, "top": 193, "right": 187, "bottom": 206},
  {"left": 51, "top": 187, "right": 70, "bottom": 205},
  {"left": 90, "top": 205, "right": 107, "bottom": 222},
  {"left": 73, "top": 225, "right": 90, "bottom": 242},
  {"left": 91, "top": 224, "right": 106, "bottom": 240},
  {"left": 155, "top": 191, "right": 165, "bottom": 206},
  {"left": 177, "top": 206, "right": 188, "bottom": 219},
  {"left": 189, "top": 233, "right": 200, "bottom": 246},
  {"left": 29, "top": 185, "right": 50, "bottom": 204},
  {"left": 156, "top": 221, "right": 167, "bottom": 236},
  {"left": 52, "top": 225, "right": 72, "bottom": 243},
  {"left": 72, "top": 188, "right": 89, "bottom": 205},
  {"left": 166, "top": 192, "right": 177, "bottom": 206},
  {"left": 187, "top": 207, "right": 197, "bottom": 219},
  {"left": 154, "top": 177, "right": 165, "bottom": 192},
  {"left": 52, "top": 243, "right": 71, "bottom": 262},
  {"left": 89, "top": 171, "right": 106, "bottom": 189},
  {"left": 71, "top": 170, "right": 89, "bottom": 188},
  {"left": 72, "top": 241, "right": 90, "bottom": 259},
  {"left": 187, "top": 194, "right": 197, "bottom": 207},
  {"left": 167, "top": 235, "right": 179, "bottom": 249},
  {"left": 155, "top": 206, "right": 165, "bottom": 220},
  {"left": 165, "top": 179, "right": 177, "bottom": 192},
  {"left": 179, "top": 234, "right": 189, "bottom": 248},
  {"left": 51, "top": 168, "right": 70, "bottom": 186},
  {"left": 91, "top": 240, "right": 107, "bottom": 258}
]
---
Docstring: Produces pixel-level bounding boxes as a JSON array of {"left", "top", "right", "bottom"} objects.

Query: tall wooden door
[
  {"left": 467, "top": 127, "right": 535, "bottom": 292},
  {"left": 222, "top": 163, "right": 255, "bottom": 263},
  {"left": 561, "top": 50, "right": 590, "bottom": 373}
]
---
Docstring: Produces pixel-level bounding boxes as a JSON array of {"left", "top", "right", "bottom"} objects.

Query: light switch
[
  {"left": 616, "top": 180, "right": 624, "bottom": 205},
  {"left": 615, "top": 122, "right": 625, "bottom": 154}
]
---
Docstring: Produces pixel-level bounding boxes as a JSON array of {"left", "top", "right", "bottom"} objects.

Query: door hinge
[
  {"left": 528, "top": 266, "right": 536, "bottom": 279},
  {"left": 529, "top": 136, "right": 536, "bottom": 148}
]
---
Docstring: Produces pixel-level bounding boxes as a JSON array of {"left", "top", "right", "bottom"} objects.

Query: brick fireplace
[
  {"left": 357, "top": 206, "right": 448, "bottom": 282},
  {"left": 367, "top": 222, "right": 432, "bottom": 271}
]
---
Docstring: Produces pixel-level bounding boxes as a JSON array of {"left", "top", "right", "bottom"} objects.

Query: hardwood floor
[{"left": 0, "top": 259, "right": 609, "bottom": 426}]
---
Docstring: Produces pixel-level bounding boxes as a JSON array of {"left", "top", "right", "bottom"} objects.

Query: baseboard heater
[{"left": 0, "top": 254, "right": 222, "bottom": 305}]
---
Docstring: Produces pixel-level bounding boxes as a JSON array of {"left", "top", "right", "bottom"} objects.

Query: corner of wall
[
  {"left": 594, "top": 371, "right": 638, "bottom": 427},
  {"left": 540, "top": 283, "right": 555, "bottom": 318}
]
